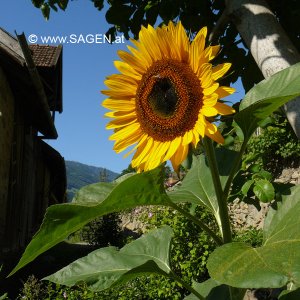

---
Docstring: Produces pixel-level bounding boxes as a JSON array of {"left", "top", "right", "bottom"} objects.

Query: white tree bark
[{"left": 227, "top": 0, "right": 300, "bottom": 138}]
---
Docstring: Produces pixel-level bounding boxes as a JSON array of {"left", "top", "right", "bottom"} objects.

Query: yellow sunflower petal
[
  {"left": 207, "top": 45, "right": 221, "bottom": 61},
  {"left": 131, "top": 137, "right": 154, "bottom": 167},
  {"left": 127, "top": 44, "right": 152, "bottom": 70},
  {"left": 104, "top": 79, "right": 137, "bottom": 95},
  {"left": 123, "top": 134, "right": 148, "bottom": 158},
  {"left": 204, "top": 122, "right": 224, "bottom": 144},
  {"left": 110, "top": 122, "right": 140, "bottom": 141},
  {"left": 190, "top": 28, "right": 207, "bottom": 72},
  {"left": 195, "top": 117, "right": 206, "bottom": 137},
  {"left": 170, "top": 144, "right": 189, "bottom": 172},
  {"left": 193, "top": 26, "right": 207, "bottom": 46},
  {"left": 139, "top": 25, "right": 163, "bottom": 61},
  {"left": 199, "top": 64, "right": 213, "bottom": 88},
  {"left": 211, "top": 45, "right": 220, "bottom": 59},
  {"left": 131, "top": 39, "right": 154, "bottom": 67},
  {"left": 201, "top": 106, "right": 218, "bottom": 117},
  {"left": 164, "top": 136, "right": 182, "bottom": 161},
  {"left": 156, "top": 27, "right": 172, "bottom": 58},
  {"left": 192, "top": 130, "right": 200, "bottom": 147},
  {"left": 175, "top": 22, "right": 189, "bottom": 61},
  {"left": 203, "top": 83, "right": 219, "bottom": 96},
  {"left": 182, "top": 130, "right": 194, "bottom": 145},
  {"left": 144, "top": 140, "right": 170, "bottom": 171},
  {"left": 144, "top": 158, "right": 160, "bottom": 172},
  {"left": 215, "top": 86, "right": 236, "bottom": 98},
  {"left": 102, "top": 99, "right": 135, "bottom": 111},
  {"left": 101, "top": 89, "right": 135, "bottom": 98},
  {"left": 151, "top": 140, "right": 170, "bottom": 162},
  {"left": 212, "top": 63, "right": 232, "bottom": 81},
  {"left": 113, "top": 130, "right": 143, "bottom": 153},
  {"left": 114, "top": 61, "right": 141, "bottom": 80},
  {"left": 106, "top": 73, "right": 139, "bottom": 86},
  {"left": 117, "top": 50, "right": 146, "bottom": 74},
  {"left": 104, "top": 109, "right": 136, "bottom": 118},
  {"left": 106, "top": 117, "right": 137, "bottom": 129},
  {"left": 213, "top": 102, "right": 235, "bottom": 115},
  {"left": 203, "top": 93, "right": 218, "bottom": 106}
]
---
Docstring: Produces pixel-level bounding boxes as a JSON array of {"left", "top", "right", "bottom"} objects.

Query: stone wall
[{"left": 0, "top": 66, "right": 14, "bottom": 246}]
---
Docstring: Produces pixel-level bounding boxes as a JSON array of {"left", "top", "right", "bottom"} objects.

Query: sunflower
[{"left": 102, "top": 22, "right": 235, "bottom": 172}]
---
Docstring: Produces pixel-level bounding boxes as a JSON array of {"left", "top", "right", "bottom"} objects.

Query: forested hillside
[{"left": 65, "top": 160, "right": 119, "bottom": 201}]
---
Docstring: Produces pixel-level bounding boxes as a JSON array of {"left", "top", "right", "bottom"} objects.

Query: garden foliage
[{"left": 9, "top": 63, "right": 300, "bottom": 299}]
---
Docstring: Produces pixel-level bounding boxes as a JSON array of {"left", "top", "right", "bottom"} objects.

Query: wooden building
[{"left": 0, "top": 28, "right": 66, "bottom": 256}]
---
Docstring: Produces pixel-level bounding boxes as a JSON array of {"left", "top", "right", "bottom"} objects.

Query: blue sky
[{"left": 1, "top": 1, "right": 244, "bottom": 173}]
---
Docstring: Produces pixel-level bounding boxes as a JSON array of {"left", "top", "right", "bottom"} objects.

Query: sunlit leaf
[
  {"left": 184, "top": 279, "right": 230, "bottom": 300},
  {"left": 168, "top": 149, "right": 238, "bottom": 230},
  {"left": 279, "top": 288, "right": 300, "bottom": 299},
  {"left": 9, "top": 167, "right": 170, "bottom": 276},
  {"left": 207, "top": 185, "right": 300, "bottom": 288},
  {"left": 235, "top": 62, "right": 300, "bottom": 141},
  {"left": 253, "top": 179, "right": 275, "bottom": 203},
  {"left": 45, "top": 227, "right": 173, "bottom": 291}
]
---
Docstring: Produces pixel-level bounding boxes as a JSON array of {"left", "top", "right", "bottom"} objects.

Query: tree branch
[{"left": 209, "top": 8, "right": 230, "bottom": 44}]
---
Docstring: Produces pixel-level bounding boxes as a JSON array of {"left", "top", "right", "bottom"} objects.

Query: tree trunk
[{"left": 227, "top": 0, "right": 300, "bottom": 138}]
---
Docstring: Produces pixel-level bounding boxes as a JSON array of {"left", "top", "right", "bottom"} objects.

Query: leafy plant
[
  {"left": 245, "top": 114, "right": 300, "bottom": 176},
  {"left": 17, "top": 275, "right": 98, "bottom": 300},
  {"left": 8, "top": 61, "right": 300, "bottom": 299},
  {"left": 80, "top": 213, "right": 123, "bottom": 248}
]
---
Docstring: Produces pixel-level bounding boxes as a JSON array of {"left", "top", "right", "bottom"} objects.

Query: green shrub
[
  {"left": 18, "top": 204, "right": 218, "bottom": 299},
  {"left": 16, "top": 206, "right": 264, "bottom": 299},
  {"left": 245, "top": 115, "right": 300, "bottom": 176},
  {"left": 98, "top": 204, "right": 219, "bottom": 299},
  {"left": 17, "top": 275, "right": 99, "bottom": 299},
  {"left": 233, "top": 227, "right": 263, "bottom": 248},
  {"left": 81, "top": 213, "right": 123, "bottom": 248}
]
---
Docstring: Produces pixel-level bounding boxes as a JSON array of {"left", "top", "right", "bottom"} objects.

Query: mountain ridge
[{"left": 65, "top": 160, "right": 119, "bottom": 201}]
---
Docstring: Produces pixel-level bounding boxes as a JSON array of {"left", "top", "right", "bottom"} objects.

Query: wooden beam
[{"left": 16, "top": 32, "right": 58, "bottom": 139}]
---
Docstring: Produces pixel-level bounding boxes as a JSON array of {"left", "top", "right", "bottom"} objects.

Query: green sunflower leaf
[
  {"left": 207, "top": 185, "right": 300, "bottom": 289},
  {"left": 168, "top": 149, "right": 238, "bottom": 229},
  {"left": 44, "top": 226, "right": 173, "bottom": 291},
  {"left": 9, "top": 166, "right": 170, "bottom": 276},
  {"left": 184, "top": 279, "right": 230, "bottom": 300},
  {"left": 279, "top": 288, "right": 300, "bottom": 299},
  {"left": 72, "top": 182, "right": 117, "bottom": 205},
  {"left": 234, "top": 62, "right": 300, "bottom": 141}
]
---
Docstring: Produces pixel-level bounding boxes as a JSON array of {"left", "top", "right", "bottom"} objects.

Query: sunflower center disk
[
  {"left": 136, "top": 59, "right": 204, "bottom": 142},
  {"left": 148, "top": 78, "right": 178, "bottom": 118}
]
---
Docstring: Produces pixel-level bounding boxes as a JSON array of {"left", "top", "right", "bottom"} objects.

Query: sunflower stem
[
  {"left": 223, "top": 139, "right": 248, "bottom": 201},
  {"left": 170, "top": 271, "right": 205, "bottom": 300},
  {"left": 202, "top": 137, "right": 232, "bottom": 244},
  {"left": 168, "top": 202, "right": 222, "bottom": 245}
]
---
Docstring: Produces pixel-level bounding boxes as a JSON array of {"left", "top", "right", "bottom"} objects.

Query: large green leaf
[
  {"left": 168, "top": 149, "right": 238, "bottom": 229},
  {"left": 234, "top": 62, "right": 300, "bottom": 140},
  {"left": 45, "top": 226, "right": 173, "bottom": 291},
  {"left": 9, "top": 167, "right": 170, "bottom": 276},
  {"left": 72, "top": 173, "right": 135, "bottom": 205},
  {"left": 264, "top": 185, "right": 300, "bottom": 243},
  {"left": 279, "top": 288, "right": 300, "bottom": 300},
  {"left": 184, "top": 279, "right": 230, "bottom": 300},
  {"left": 72, "top": 182, "right": 116, "bottom": 205},
  {"left": 207, "top": 185, "right": 300, "bottom": 288}
]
